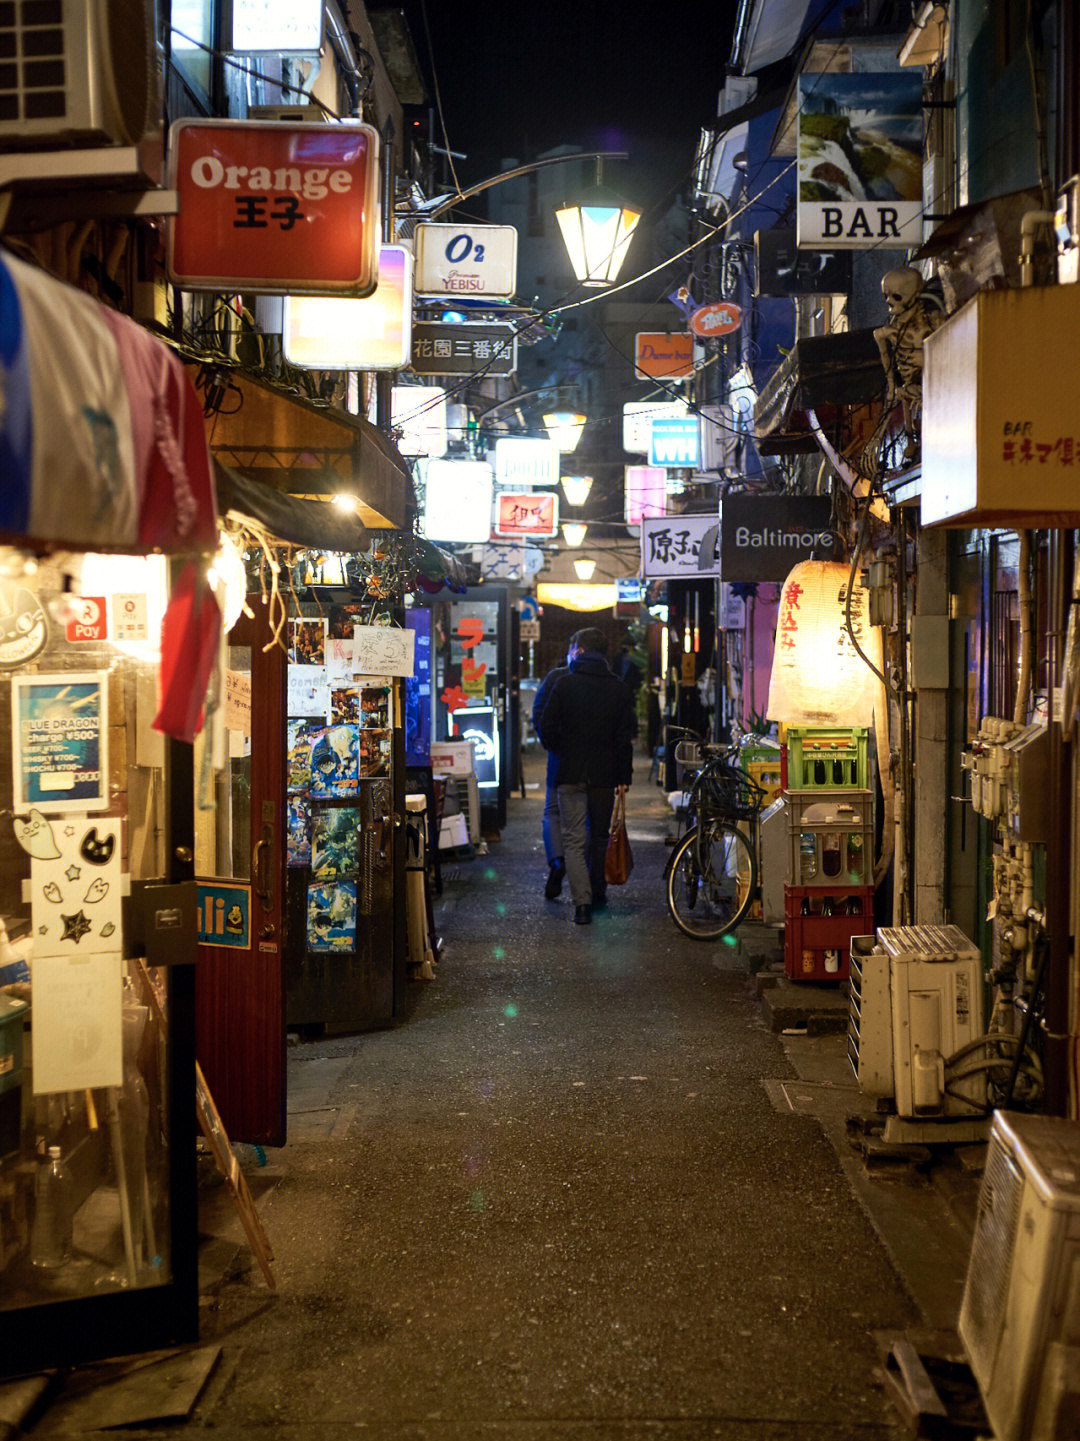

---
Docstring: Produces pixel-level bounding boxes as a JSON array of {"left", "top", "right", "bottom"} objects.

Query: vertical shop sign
[{"left": 11, "top": 672, "right": 109, "bottom": 812}]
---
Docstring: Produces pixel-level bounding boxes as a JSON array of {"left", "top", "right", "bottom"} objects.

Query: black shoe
[
  {"left": 544, "top": 860, "right": 565, "bottom": 900},
  {"left": 574, "top": 904, "right": 592, "bottom": 925}
]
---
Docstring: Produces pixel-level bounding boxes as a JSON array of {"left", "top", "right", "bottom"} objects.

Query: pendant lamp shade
[
  {"left": 556, "top": 203, "right": 640, "bottom": 287},
  {"left": 573, "top": 558, "right": 597, "bottom": 581},
  {"left": 561, "top": 522, "right": 588, "bottom": 547},
  {"left": 543, "top": 412, "right": 587, "bottom": 452},
  {"left": 561, "top": 475, "right": 593, "bottom": 507},
  {"left": 767, "top": 561, "right": 882, "bottom": 727}
]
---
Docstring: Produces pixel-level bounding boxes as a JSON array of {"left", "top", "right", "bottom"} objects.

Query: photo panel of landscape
[
  {"left": 287, "top": 795, "right": 312, "bottom": 866},
  {"left": 307, "top": 880, "right": 357, "bottom": 952},
  {"left": 308, "top": 724, "right": 359, "bottom": 798},
  {"left": 289, "top": 617, "right": 327, "bottom": 665},
  {"left": 311, "top": 806, "right": 360, "bottom": 881}
]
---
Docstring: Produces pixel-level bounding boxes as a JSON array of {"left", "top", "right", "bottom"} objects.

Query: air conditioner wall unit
[
  {"left": 847, "top": 924, "right": 984, "bottom": 1116},
  {"left": 959, "top": 1110, "right": 1080, "bottom": 1441},
  {"left": 0, "top": 0, "right": 155, "bottom": 149}
]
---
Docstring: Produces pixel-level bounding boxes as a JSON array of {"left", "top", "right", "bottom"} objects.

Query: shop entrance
[{"left": 194, "top": 604, "right": 287, "bottom": 1146}]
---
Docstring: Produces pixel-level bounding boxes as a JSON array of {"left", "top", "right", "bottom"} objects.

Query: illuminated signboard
[
  {"left": 168, "top": 119, "right": 380, "bottom": 294},
  {"left": 494, "top": 491, "right": 559, "bottom": 539},
  {"left": 415, "top": 223, "right": 518, "bottom": 298},
  {"left": 392, "top": 385, "right": 448, "bottom": 458},
  {"left": 633, "top": 331, "right": 694, "bottom": 379},
  {"left": 493, "top": 437, "right": 560, "bottom": 487},
  {"left": 624, "top": 465, "right": 666, "bottom": 525},
  {"left": 421, "top": 460, "right": 494, "bottom": 544},
  {"left": 622, "top": 399, "right": 688, "bottom": 453},
  {"left": 283, "top": 245, "right": 413, "bottom": 370}
]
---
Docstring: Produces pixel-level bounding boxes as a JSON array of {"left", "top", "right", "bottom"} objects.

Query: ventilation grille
[
  {"left": 0, "top": 0, "right": 68, "bottom": 125},
  {"left": 959, "top": 1132, "right": 1025, "bottom": 1389}
]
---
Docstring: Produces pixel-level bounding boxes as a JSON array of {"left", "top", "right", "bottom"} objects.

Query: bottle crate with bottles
[
  {"left": 783, "top": 883, "right": 874, "bottom": 982},
  {"left": 787, "top": 789, "right": 873, "bottom": 888}
]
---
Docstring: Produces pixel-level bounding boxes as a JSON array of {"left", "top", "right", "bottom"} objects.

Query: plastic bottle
[
  {"left": 799, "top": 832, "right": 817, "bottom": 880},
  {"left": 847, "top": 831, "right": 864, "bottom": 879},
  {"left": 30, "top": 1145, "right": 73, "bottom": 1270},
  {"left": 821, "top": 830, "right": 842, "bottom": 877}
]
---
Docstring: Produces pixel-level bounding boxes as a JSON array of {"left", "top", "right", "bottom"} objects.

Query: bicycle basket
[
  {"left": 699, "top": 762, "right": 764, "bottom": 820},
  {"left": 674, "top": 739, "right": 702, "bottom": 790}
]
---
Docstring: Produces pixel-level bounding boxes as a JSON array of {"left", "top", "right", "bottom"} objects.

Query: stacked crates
[{"left": 783, "top": 727, "right": 872, "bottom": 982}]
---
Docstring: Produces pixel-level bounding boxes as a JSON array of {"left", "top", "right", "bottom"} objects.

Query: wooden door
[{"left": 194, "top": 604, "right": 287, "bottom": 1145}]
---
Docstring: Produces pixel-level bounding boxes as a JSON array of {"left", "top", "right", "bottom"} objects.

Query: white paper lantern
[{"left": 766, "top": 561, "right": 882, "bottom": 727}]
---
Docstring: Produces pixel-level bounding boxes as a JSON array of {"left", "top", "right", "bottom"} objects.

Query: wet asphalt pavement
[{"left": 68, "top": 750, "right": 921, "bottom": 1437}]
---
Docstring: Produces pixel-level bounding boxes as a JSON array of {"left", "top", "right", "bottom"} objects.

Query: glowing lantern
[{"left": 766, "top": 561, "right": 882, "bottom": 727}]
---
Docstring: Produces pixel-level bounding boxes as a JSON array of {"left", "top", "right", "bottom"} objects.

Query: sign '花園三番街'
[{"left": 168, "top": 119, "right": 381, "bottom": 295}]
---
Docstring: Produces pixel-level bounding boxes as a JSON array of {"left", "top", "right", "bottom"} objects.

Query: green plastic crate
[{"left": 786, "top": 726, "right": 869, "bottom": 791}]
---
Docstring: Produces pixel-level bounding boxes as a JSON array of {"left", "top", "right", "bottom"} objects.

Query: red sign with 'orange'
[
  {"left": 634, "top": 331, "right": 694, "bottom": 380},
  {"left": 168, "top": 119, "right": 381, "bottom": 295}
]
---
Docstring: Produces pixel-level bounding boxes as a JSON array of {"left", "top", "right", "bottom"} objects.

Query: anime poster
[
  {"left": 11, "top": 672, "right": 109, "bottom": 813},
  {"left": 358, "top": 728, "right": 391, "bottom": 778},
  {"left": 289, "top": 617, "right": 327, "bottom": 665},
  {"left": 287, "top": 796, "right": 312, "bottom": 867},
  {"left": 308, "top": 724, "right": 359, "bottom": 798},
  {"left": 307, "top": 881, "right": 357, "bottom": 952},
  {"left": 287, "top": 720, "right": 321, "bottom": 793},
  {"left": 311, "top": 807, "right": 359, "bottom": 881},
  {"left": 330, "top": 687, "right": 360, "bottom": 724},
  {"left": 359, "top": 686, "right": 391, "bottom": 729}
]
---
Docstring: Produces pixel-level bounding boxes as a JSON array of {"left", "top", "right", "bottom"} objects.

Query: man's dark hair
[{"left": 571, "top": 627, "right": 608, "bottom": 656}]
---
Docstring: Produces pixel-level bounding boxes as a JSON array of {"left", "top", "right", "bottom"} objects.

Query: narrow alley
[{"left": 96, "top": 754, "right": 925, "bottom": 1440}]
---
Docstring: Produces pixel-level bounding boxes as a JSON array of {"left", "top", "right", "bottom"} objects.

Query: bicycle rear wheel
[{"left": 666, "top": 821, "right": 756, "bottom": 940}]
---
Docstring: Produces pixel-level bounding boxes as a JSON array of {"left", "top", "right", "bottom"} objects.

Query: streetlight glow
[
  {"left": 543, "top": 412, "right": 587, "bottom": 452},
  {"left": 556, "top": 203, "right": 640, "bottom": 287},
  {"left": 562, "top": 522, "right": 588, "bottom": 547}
]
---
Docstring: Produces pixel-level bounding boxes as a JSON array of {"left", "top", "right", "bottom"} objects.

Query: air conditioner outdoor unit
[
  {"left": 848, "top": 924, "right": 984, "bottom": 1116},
  {"left": 959, "top": 1110, "right": 1080, "bottom": 1441},
  {"left": 0, "top": 0, "right": 155, "bottom": 148}
]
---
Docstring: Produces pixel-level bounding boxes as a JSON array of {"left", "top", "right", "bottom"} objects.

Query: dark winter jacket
[
  {"left": 532, "top": 664, "right": 570, "bottom": 786},
  {"left": 535, "top": 653, "right": 634, "bottom": 789}
]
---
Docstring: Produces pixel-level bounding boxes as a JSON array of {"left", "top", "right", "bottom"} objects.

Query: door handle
[{"left": 253, "top": 823, "right": 274, "bottom": 912}]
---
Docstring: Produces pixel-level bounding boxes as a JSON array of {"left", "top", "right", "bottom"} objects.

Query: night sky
[{"left": 393, "top": 1, "right": 736, "bottom": 208}]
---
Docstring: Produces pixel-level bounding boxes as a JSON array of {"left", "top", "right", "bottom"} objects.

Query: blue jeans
[{"left": 556, "top": 784, "right": 614, "bottom": 906}]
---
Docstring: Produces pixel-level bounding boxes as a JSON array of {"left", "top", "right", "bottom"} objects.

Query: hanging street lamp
[
  {"left": 560, "top": 475, "right": 594, "bottom": 507},
  {"left": 543, "top": 411, "right": 587, "bottom": 452},
  {"left": 573, "top": 557, "right": 597, "bottom": 581},
  {"left": 562, "top": 522, "right": 588, "bottom": 547},
  {"left": 556, "top": 159, "right": 641, "bottom": 288}
]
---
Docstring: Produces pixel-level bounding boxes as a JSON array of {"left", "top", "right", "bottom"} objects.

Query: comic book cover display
[
  {"left": 307, "top": 881, "right": 357, "bottom": 952},
  {"left": 311, "top": 808, "right": 360, "bottom": 881}
]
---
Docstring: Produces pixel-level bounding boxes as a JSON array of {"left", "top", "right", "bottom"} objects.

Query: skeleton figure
[{"left": 873, "top": 267, "right": 942, "bottom": 462}]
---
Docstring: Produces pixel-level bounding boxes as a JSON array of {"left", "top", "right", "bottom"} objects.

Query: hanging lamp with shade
[
  {"left": 543, "top": 411, "right": 587, "bottom": 452},
  {"left": 561, "top": 522, "right": 588, "bottom": 547},
  {"left": 555, "top": 159, "right": 641, "bottom": 288},
  {"left": 560, "top": 475, "right": 594, "bottom": 507},
  {"left": 573, "top": 557, "right": 597, "bottom": 581}
]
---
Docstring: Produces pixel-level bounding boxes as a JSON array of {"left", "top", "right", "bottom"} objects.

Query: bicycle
[{"left": 663, "top": 729, "right": 768, "bottom": 941}]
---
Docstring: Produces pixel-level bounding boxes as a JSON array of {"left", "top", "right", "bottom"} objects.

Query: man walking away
[
  {"left": 532, "top": 639, "right": 577, "bottom": 899},
  {"left": 536, "top": 628, "right": 634, "bottom": 925}
]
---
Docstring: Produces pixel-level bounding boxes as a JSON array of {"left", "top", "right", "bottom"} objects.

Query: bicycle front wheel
[{"left": 666, "top": 821, "right": 756, "bottom": 940}]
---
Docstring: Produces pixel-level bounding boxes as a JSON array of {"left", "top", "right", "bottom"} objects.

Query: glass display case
[{"left": 0, "top": 548, "right": 197, "bottom": 1373}]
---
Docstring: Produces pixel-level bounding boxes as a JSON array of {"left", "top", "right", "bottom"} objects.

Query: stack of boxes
[{"left": 783, "top": 727, "right": 873, "bottom": 981}]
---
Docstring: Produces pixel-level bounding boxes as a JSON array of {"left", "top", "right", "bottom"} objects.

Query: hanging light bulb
[
  {"left": 561, "top": 522, "right": 588, "bottom": 547},
  {"left": 543, "top": 411, "right": 587, "bottom": 452},
  {"left": 561, "top": 475, "right": 594, "bottom": 507},
  {"left": 573, "top": 557, "right": 597, "bottom": 581}
]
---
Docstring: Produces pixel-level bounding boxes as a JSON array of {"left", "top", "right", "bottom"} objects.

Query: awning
[
  {"left": 194, "top": 367, "right": 416, "bottom": 531},
  {"left": 213, "top": 462, "right": 368, "bottom": 551},
  {"left": 754, "top": 328, "right": 884, "bottom": 452}
]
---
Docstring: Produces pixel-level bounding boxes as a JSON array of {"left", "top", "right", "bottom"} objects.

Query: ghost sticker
[
  {"left": 14, "top": 809, "right": 61, "bottom": 860},
  {"left": 42, "top": 882, "right": 63, "bottom": 904},
  {"left": 83, "top": 878, "right": 109, "bottom": 904},
  {"left": 80, "top": 828, "right": 115, "bottom": 866},
  {"left": 99, "top": 922, "right": 116, "bottom": 939}
]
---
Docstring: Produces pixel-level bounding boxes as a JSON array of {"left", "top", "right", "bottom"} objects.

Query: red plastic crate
[{"left": 783, "top": 884, "right": 874, "bottom": 982}]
